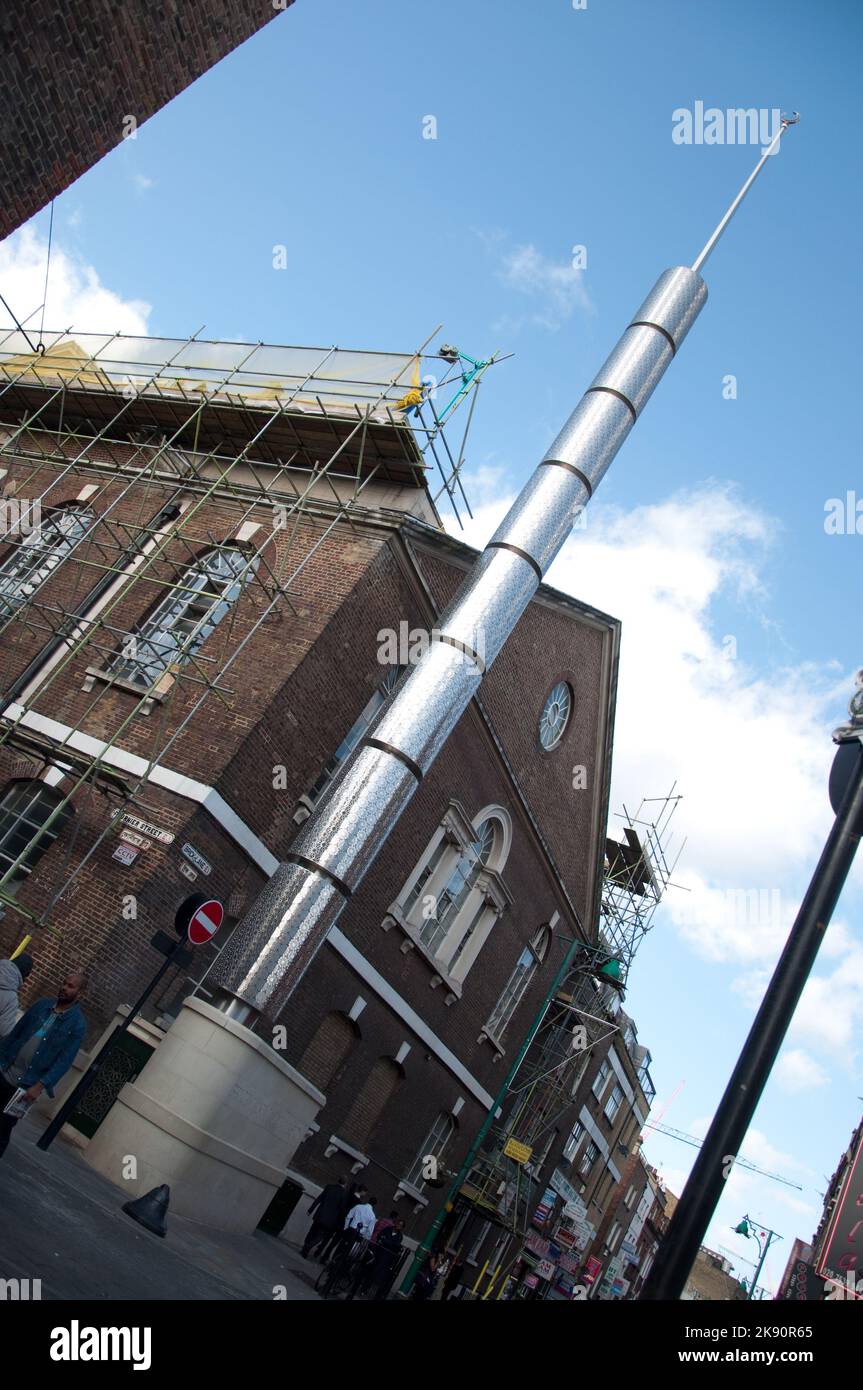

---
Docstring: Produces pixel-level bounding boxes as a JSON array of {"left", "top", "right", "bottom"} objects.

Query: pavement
[{"left": 0, "top": 1109, "right": 322, "bottom": 1301}]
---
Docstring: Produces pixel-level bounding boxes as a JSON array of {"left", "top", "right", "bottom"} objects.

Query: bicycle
[{"left": 314, "top": 1234, "right": 370, "bottom": 1299}]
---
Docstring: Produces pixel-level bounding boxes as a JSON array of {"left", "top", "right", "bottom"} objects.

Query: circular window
[{"left": 539, "top": 681, "right": 572, "bottom": 750}]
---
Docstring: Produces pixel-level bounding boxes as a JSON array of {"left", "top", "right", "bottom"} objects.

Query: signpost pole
[{"left": 641, "top": 706, "right": 863, "bottom": 1300}]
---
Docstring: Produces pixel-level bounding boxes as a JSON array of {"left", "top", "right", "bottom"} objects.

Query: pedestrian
[
  {"left": 441, "top": 1252, "right": 465, "bottom": 1300},
  {"left": 369, "top": 1216, "right": 405, "bottom": 1300},
  {"left": 371, "top": 1208, "right": 398, "bottom": 1245},
  {"left": 301, "top": 1175, "right": 347, "bottom": 1259},
  {"left": 319, "top": 1181, "right": 367, "bottom": 1261},
  {"left": 411, "top": 1250, "right": 441, "bottom": 1300},
  {"left": 0, "top": 968, "right": 88, "bottom": 1160},
  {"left": 0, "top": 953, "right": 33, "bottom": 1038},
  {"left": 344, "top": 1192, "right": 376, "bottom": 1241}
]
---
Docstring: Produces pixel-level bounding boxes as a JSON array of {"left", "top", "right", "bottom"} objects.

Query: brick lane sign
[
  {"left": 187, "top": 899, "right": 224, "bottom": 946},
  {"left": 182, "top": 842, "right": 212, "bottom": 876}
]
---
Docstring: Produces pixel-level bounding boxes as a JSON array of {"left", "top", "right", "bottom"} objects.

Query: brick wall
[{"left": 0, "top": 0, "right": 291, "bottom": 239}]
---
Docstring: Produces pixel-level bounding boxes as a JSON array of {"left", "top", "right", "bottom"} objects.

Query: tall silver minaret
[{"left": 211, "top": 116, "right": 798, "bottom": 1025}]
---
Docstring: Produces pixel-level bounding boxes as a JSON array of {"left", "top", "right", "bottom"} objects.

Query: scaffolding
[
  {"left": 448, "top": 789, "right": 684, "bottom": 1276},
  {"left": 0, "top": 321, "right": 500, "bottom": 926}
]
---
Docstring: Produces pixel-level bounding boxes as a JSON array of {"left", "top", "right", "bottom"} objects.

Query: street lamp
[
  {"left": 642, "top": 671, "right": 863, "bottom": 1299},
  {"left": 734, "top": 1216, "right": 782, "bottom": 1301}
]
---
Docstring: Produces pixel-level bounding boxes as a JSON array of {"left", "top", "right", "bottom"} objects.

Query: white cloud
[
  {"left": 775, "top": 1048, "right": 830, "bottom": 1094},
  {"left": 474, "top": 230, "right": 593, "bottom": 332},
  {"left": 498, "top": 243, "right": 592, "bottom": 329},
  {"left": 0, "top": 225, "right": 151, "bottom": 338},
  {"left": 452, "top": 476, "right": 863, "bottom": 1067},
  {"left": 458, "top": 480, "right": 844, "bottom": 904},
  {"left": 788, "top": 939, "right": 863, "bottom": 1063},
  {"left": 133, "top": 174, "right": 154, "bottom": 194}
]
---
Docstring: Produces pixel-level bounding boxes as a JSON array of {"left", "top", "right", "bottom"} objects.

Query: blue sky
[{"left": 2, "top": 0, "right": 862, "bottom": 1290}]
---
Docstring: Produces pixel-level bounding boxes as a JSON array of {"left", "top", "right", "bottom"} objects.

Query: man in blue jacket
[{"left": 0, "top": 969, "right": 88, "bottom": 1159}]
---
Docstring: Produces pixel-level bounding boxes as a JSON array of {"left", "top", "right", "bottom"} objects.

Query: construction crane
[{"left": 643, "top": 1121, "right": 802, "bottom": 1190}]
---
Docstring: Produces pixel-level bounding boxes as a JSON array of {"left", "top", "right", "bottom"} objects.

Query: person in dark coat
[
  {"left": 318, "top": 1180, "right": 367, "bottom": 1262},
  {"left": 301, "top": 1175, "right": 347, "bottom": 1258},
  {"left": 370, "top": 1217, "right": 405, "bottom": 1300}
]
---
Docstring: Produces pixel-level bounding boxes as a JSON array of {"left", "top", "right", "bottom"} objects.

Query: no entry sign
[{"left": 187, "top": 898, "right": 224, "bottom": 946}]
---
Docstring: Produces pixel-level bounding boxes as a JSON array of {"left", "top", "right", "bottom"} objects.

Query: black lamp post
[{"left": 641, "top": 672, "right": 863, "bottom": 1300}]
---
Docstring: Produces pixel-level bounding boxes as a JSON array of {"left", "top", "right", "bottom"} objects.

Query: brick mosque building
[{"left": 0, "top": 330, "right": 621, "bottom": 1270}]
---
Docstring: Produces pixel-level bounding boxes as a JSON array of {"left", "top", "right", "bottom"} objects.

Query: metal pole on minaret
[{"left": 209, "top": 115, "right": 799, "bottom": 1027}]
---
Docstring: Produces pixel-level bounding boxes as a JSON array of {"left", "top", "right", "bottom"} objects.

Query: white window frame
[
  {"left": 592, "top": 1058, "right": 611, "bottom": 1100},
  {"left": 485, "top": 921, "right": 552, "bottom": 1041},
  {"left": 298, "top": 665, "right": 402, "bottom": 816},
  {"left": 578, "top": 1140, "right": 599, "bottom": 1178},
  {"left": 404, "top": 1110, "right": 454, "bottom": 1190},
  {"left": 0, "top": 504, "right": 94, "bottom": 619},
  {"left": 604, "top": 1084, "right": 624, "bottom": 1124},
  {"left": 108, "top": 546, "right": 258, "bottom": 692},
  {"left": 563, "top": 1120, "right": 586, "bottom": 1163},
  {"left": 389, "top": 802, "right": 512, "bottom": 985},
  {"left": 0, "top": 779, "right": 74, "bottom": 887}
]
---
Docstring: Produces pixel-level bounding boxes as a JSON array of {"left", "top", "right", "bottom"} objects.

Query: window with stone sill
[
  {"left": 392, "top": 803, "right": 512, "bottom": 985},
  {"left": 404, "top": 1110, "right": 455, "bottom": 1191},
  {"left": 604, "top": 1084, "right": 624, "bottom": 1125},
  {"left": 0, "top": 779, "right": 74, "bottom": 889},
  {"left": 563, "top": 1119, "right": 586, "bottom": 1163},
  {"left": 578, "top": 1140, "right": 599, "bottom": 1178},
  {"left": 106, "top": 546, "right": 258, "bottom": 693},
  {"left": 0, "top": 503, "right": 94, "bottom": 621},
  {"left": 295, "top": 665, "right": 403, "bottom": 822},
  {"left": 591, "top": 1057, "right": 611, "bottom": 1100},
  {"left": 485, "top": 922, "right": 552, "bottom": 1041}
]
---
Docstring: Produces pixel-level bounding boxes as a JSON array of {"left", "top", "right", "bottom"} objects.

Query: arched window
[
  {"left": 404, "top": 1111, "right": 455, "bottom": 1190},
  {"left": 392, "top": 803, "right": 512, "bottom": 984},
  {"left": 0, "top": 780, "right": 74, "bottom": 887},
  {"left": 109, "top": 546, "right": 258, "bottom": 691},
  {"left": 0, "top": 505, "right": 94, "bottom": 619},
  {"left": 299, "top": 1012, "right": 358, "bottom": 1093},
  {"left": 341, "top": 1056, "right": 402, "bottom": 1151},
  {"left": 407, "top": 817, "right": 497, "bottom": 957},
  {"left": 297, "top": 665, "right": 403, "bottom": 819},
  {"left": 486, "top": 922, "right": 552, "bottom": 1040}
]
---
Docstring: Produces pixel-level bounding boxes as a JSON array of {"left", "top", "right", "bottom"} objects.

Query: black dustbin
[{"left": 257, "top": 1177, "right": 305, "bottom": 1237}]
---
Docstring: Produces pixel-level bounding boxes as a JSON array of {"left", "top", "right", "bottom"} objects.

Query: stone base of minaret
[{"left": 82, "top": 998, "right": 324, "bottom": 1233}]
